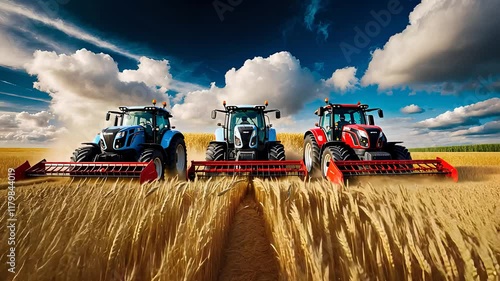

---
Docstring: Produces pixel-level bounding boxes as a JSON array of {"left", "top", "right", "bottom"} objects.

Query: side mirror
[
  {"left": 211, "top": 110, "right": 217, "bottom": 119},
  {"left": 275, "top": 111, "right": 281, "bottom": 119},
  {"left": 378, "top": 109, "right": 384, "bottom": 118},
  {"left": 106, "top": 112, "right": 110, "bottom": 121},
  {"left": 368, "top": 115, "right": 375, "bottom": 125},
  {"left": 318, "top": 107, "right": 325, "bottom": 116}
]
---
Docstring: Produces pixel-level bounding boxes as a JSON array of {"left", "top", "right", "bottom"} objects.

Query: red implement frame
[
  {"left": 326, "top": 157, "right": 458, "bottom": 184},
  {"left": 14, "top": 159, "right": 158, "bottom": 184},
  {"left": 187, "top": 160, "right": 307, "bottom": 180}
]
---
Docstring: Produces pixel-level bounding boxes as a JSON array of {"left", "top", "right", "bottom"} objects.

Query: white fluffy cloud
[
  {"left": 400, "top": 104, "right": 424, "bottom": 114},
  {"left": 0, "top": 111, "right": 64, "bottom": 144},
  {"left": 362, "top": 0, "right": 500, "bottom": 90},
  {"left": 451, "top": 121, "right": 500, "bottom": 137},
  {"left": 119, "top": 57, "right": 172, "bottom": 92},
  {"left": 25, "top": 49, "right": 171, "bottom": 148},
  {"left": 171, "top": 52, "right": 321, "bottom": 130},
  {"left": 324, "top": 66, "right": 359, "bottom": 92},
  {"left": 416, "top": 98, "right": 500, "bottom": 129}
]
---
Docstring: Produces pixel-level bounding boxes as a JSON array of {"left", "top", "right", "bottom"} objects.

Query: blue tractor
[
  {"left": 206, "top": 101, "right": 285, "bottom": 161},
  {"left": 70, "top": 100, "right": 187, "bottom": 180},
  {"left": 186, "top": 101, "right": 308, "bottom": 180}
]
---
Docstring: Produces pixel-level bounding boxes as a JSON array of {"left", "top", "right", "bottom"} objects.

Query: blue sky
[{"left": 0, "top": 0, "right": 499, "bottom": 148}]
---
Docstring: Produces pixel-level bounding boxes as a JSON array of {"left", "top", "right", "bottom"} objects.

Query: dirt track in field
[{"left": 218, "top": 191, "right": 279, "bottom": 281}]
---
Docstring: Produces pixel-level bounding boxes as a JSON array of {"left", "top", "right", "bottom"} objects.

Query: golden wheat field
[{"left": 0, "top": 134, "right": 499, "bottom": 281}]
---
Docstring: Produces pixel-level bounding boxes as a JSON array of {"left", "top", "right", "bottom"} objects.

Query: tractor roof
[
  {"left": 119, "top": 106, "right": 173, "bottom": 117},
  {"left": 225, "top": 105, "right": 267, "bottom": 111},
  {"left": 314, "top": 103, "right": 369, "bottom": 115}
]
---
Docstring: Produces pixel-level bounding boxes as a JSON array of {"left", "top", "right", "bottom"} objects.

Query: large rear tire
[
  {"left": 71, "top": 145, "right": 99, "bottom": 162},
  {"left": 166, "top": 138, "right": 187, "bottom": 180},
  {"left": 139, "top": 148, "right": 165, "bottom": 180},
  {"left": 303, "top": 134, "right": 321, "bottom": 178},
  {"left": 321, "top": 145, "right": 357, "bottom": 178}
]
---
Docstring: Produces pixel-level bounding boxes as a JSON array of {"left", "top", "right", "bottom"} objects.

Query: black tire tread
[
  {"left": 268, "top": 143, "right": 286, "bottom": 161},
  {"left": 70, "top": 146, "right": 99, "bottom": 162},
  {"left": 206, "top": 143, "right": 226, "bottom": 161}
]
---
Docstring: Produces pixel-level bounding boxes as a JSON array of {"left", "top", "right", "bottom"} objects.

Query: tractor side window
[
  {"left": 321, "top": 113, "right": 331, "bottom": 128},
  {"left": 156, "top": 114, "right": 169, "bottom": 131}
]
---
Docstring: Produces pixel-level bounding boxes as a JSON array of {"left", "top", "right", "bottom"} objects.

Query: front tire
[
  {"left": 321, "top": 145, "right": 357, "bottom": 178},
  {"left": 387, "top": 145, "right": 412, "bottom": 160},
  {"left": 268, "top": 143, "right": 285, "bottom": 161},
  {"left": 205, "top": 143, "right": 226, "bottom": 161},
  {"left": 139, "top": 148, "right": 165, "bottom": 180},
  {"left": 205, "top": 143, "right": 226, "bottom": 178},
  {"left": 166, "top": 138, "right": 187, "bottom": 180},
  {"left": 71, "top": 145, "right": 99, "bottom": 162},
  {"left": 303, "top": 135, "right": 321, "bottom": 178}
]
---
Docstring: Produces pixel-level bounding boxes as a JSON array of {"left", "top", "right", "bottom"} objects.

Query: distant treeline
[{"left": 410, "top": 144, "right": 500, "bottom": 152}]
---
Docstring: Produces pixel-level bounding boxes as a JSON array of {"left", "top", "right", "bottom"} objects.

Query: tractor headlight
[
  {"left": 250, "top": 136, "right": 256, "bottom": 147},
  {"left": 117, "top": 131, "right": 126, "bottom": 138},
  {"left": 235, "top": 136, "right": 242, "bottom": 146},
  {"left": 358, "top": 130, "right": 369, "bottom": 148}
]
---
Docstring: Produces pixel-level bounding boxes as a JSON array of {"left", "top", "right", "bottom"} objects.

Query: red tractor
[{"left": 303, "top": 98, "right": 458, "bottom": 183}]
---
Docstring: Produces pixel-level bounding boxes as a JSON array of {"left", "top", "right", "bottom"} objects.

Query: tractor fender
[
  {"left": 91, "top": 134, "right": 100, "bottom": 144},
  {"left": 304, "top": 128, "right": 328, "bottom": 148},
  {"left": 214, "top": 127, "right": 225, "bottom": 142},
  {"left": 81, "top": 142, "right": 100, "bottom": 149},
  {"left": 268, "top": 128, "right": 277, "bottom": 142},
  {"left": 160, "top": 130, "right": 185, "bottom": 150}
]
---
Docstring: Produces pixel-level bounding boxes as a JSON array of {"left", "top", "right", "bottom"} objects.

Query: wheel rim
[
  {"left": 304, "top": 143, "right": 312, "bottom": 171},
  {"left": 322, "top": 153, "right": 331, "bottom": 177},
  {"left": 153, "top": 157, "right": 162, "bottom": 179},
  {"left": 175, "top": 144, "right": 186, "bottom": 173}
]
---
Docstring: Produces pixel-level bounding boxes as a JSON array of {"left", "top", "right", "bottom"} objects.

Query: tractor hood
[
  {"left": 342, "top": 124, "right": 386, "bottom": 149},
  {"left": 345, "top": 124, "right": 382, "bottom": 132},
  {"left": 100, "top": 125, "right": 145, "bottom": 152},
  {"left": 103, "top": 125, "right": 144, "bottom": 132}
]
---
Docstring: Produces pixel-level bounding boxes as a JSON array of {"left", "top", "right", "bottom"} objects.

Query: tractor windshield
[
  {"left": 122, "top": 111, "right": 154, "bottom": 127},
  {"left": 228, "top": 109, "right": 265, "bottom": 143},
  {"left": 332, "top": 108, "right": 367, "bottom": 126}
]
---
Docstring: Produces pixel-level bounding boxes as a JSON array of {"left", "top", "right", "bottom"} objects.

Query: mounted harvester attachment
[
  {"left": 187, "top": 160, "right": 307, "bottom": 180},
  {"left": 14, "top": 159, "right": 159, "bottom": 184},
  {"left": 13, "top": 100, "right": 188, "bottom": 184},
  {"left": 325, "top": 158, "right": 458, "bottom": 185},
  {"left": 188, "top": 101, "right": 307, "bottom": 180},
  {"left": 304, "top": 98, "right": 458, "bottom": 183}
]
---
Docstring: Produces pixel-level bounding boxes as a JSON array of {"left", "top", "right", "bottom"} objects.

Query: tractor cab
[
  {"left": 315, "top": 99, "right": 386, "bottom": 151},
  {"left": 106, "top": 101, "right": 172, "bottom": 145}
]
